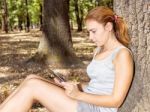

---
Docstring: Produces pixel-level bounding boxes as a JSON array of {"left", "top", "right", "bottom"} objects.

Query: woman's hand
[
  {"left": 61, "top": 82, "right": 82, "bottom": 100},
  {"left": 53, "top": 78, "right": 64, "bottom": 86}
]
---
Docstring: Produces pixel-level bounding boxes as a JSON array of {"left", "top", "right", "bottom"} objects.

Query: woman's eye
[
  {"left": 87, "top": 32, "right": 89, "bottom": 36},
  {"left": 92, "top": 31, "right": 96, "bottom": 33}
]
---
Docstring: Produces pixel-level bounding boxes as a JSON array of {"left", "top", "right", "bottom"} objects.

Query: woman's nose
[{"left": 89, "top": 34, "right": 94, "bottom": 41}]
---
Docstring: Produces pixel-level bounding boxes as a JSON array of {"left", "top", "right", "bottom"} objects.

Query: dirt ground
[{"left": 0, "top": 29, "right": 96, "bottom": 111}]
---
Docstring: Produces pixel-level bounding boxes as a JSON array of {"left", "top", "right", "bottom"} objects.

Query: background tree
[
  {"left": 35, "top": 0, "right": 81, "bottom": 67},
  {"left": 25, "top": 0, "right": 30, "bottom": 32},
  {"left": 113, "top": 0, "right": 150, "bottom": 111},
  {"left": 69, "top": 0, "right": 97, "bottom": 31},
  {"left": 28, "top": 0, "right": 41, "bottom": 29},
  {"left": 7, "top": 0, "right": 16, "bottom": 31},
  {"left": 69, "top": 0, "right": 113, "bottom": 31},
  {"left": 0, "top": 1, "right": 2, "bottom": 30},
  {"left": 16, "top": 0, "right": 26, "bottom": 31},
  {"left": 1, "top": 0, "right": 8, "bottom": 33},
  {"left": 39, "top": 1, "right": 43, "bottom": 30},
  {"left": 96, "top": 0, "right": 113, "bottom": 8},
  {"left": 74, "top": 0, "right": 83, "bottom": 32},
  {"left": 0, "top": 0, "right": 41, "bottom": 32},
  {"left": 0, "top": 0, "right": 113, "bottom": 33}
]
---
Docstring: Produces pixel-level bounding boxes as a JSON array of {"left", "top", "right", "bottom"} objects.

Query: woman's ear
[{"left": 104, "top": 22, "right": 113, "bottom": 32}]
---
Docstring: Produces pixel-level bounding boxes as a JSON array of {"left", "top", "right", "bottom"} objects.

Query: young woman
[{"left": 0, "top": 6, "right": 134, "bottom": 112}]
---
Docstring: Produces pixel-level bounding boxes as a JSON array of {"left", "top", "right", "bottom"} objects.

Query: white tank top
[
  {"left": 84, "top": 46, "right": 130, "bottom": 95},
  {"left": 82, "top": 46, "right": 132, "bottom": 112}
]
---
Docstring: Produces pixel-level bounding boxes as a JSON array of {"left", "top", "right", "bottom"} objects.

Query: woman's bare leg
[
  {"left": 0, "top": 75, "right": 77, "bottom": 112},
  {"left": 0, "top": 75, "right": 43, "bottom": 108}
]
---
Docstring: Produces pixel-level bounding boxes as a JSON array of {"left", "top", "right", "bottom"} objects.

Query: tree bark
[
  {"left": 18, "top": 16, "right": 23, "bottom": 31},
  {"left": 113, "top": 0, "right": 150, "bottom": 111},
  {"left": 39, "top": 2, "right": 43, "bottom": 31},
  {"left": 74, "top": 0, "right": 83, "bottom": 32},
  {"left": 37, "top": 0, "right": 82, "bottom": 67},
  {"left": 1, "top": 0, "right": 8, "bottom": 33},
  {"left": 25, "top": 0, "right": 30, "bottom": 32}
]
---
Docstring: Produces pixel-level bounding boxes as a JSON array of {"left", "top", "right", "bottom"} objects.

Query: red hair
[{"left": 85, "top": 6, "right": 130, "bottom": 47}]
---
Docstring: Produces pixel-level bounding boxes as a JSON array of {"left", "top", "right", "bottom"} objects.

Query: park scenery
[{"left": 0, "top": 0, "right": 149, "bottom": 112}]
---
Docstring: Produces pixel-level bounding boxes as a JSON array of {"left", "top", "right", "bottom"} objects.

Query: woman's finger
[{"left": 54, "top": 78, "right": 64, "bottom": 87}]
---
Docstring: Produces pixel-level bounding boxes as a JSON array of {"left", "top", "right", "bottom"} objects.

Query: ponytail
[
  {"left": 85, "top": 6, "right": 131, "bottom": 47},
  {"left": 114, "top": 16, "right": 130, "bottom": 47}
]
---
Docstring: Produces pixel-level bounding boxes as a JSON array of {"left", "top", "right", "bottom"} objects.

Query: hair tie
[{"left": 114, "top": 15, "right": 118, "bottom": 23}]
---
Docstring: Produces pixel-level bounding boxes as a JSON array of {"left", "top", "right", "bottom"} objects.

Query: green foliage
[
  {"left": 69, "top": 0, "right": 113, "bottom": 29},
  {"left": 28, "top": 0, "right": 42, "bottom": 24},
  {"left": 69, "top": 0, "right": 95, "bottom": 28},
  {"left": 0, "top": 0, "right": 112, "bottom": 31},
  {"left": 8, "top": 0, "right": 22, "bottom": 27},
  {"left": 0, "top": 0, "right": 42, "bottom": 30},
  {"left": 97, "top": 0, "right": 113, "bottom": 8}
]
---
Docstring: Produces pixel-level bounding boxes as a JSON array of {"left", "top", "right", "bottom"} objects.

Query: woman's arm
[
  {"left": 76, "top": 48, "right": 134, "bottom": 108},
  {"left": 77, "top": 82, "right": 89, "bottom": 92},
  {"left": 81, "top": 82, "right": 88, "bottom": 89}
]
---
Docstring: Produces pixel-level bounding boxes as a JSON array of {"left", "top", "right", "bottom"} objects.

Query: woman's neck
[{"left": 101, "top": 33, "right": 121, "bottom": 52}]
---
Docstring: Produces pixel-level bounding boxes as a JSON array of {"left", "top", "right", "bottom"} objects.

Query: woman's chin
[{"left": 95, "top": 43, "right": 102, "bottom": 47}]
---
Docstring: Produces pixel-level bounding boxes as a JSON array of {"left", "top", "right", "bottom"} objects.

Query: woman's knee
[
  {"left": 25, "top": 74, "right": 40, "bottom": 81},
  {"left": 15, "top": 78, "right": 39, "bottom": 95},
  {"left": 26, "top": 77, "right": 40, "bottom": 85}
]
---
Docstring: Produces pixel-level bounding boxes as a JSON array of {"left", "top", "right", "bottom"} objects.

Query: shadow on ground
[{"left": 0, "top": 30, "right": 95, "bottom": 111}]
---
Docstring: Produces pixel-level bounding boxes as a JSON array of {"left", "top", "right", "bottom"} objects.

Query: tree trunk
[
  {"left": 95, "top": 0, "right": 99, "bottom": 6},
  {"left": 18, "top": 16, "right": 23, "bottom": 31},
  {"left": 113, "top": 0, "right": 150, "bottom": 111},
  {"left": 25, "top": 0, "right": 30, "bottom": 32},
  {"left": 74, "top": 0, "right": 83, "bottom": 32},
  {"left": 96, "top": 0, "right": 113, "bottom": 8},
  {"left": 39, "top": 2, "right": 43, "bottom": 31},
  {"left": 37, "top": 0, "right": 82, "bottom": 67},
  {"left": 1, "top": 0, "right": 8, "bottom": 33}
]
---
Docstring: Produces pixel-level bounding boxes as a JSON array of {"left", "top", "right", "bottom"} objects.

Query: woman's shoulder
[
  {"left": 114, "top": 46, "right": 133, "bottom": 63},
  {"left": 118, "top": 46, "right": 133, "bottom": 56}
]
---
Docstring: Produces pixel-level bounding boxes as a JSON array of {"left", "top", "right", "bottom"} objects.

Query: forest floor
[{"left": 0, "top": 29, "right": 96, "bottom": 112}]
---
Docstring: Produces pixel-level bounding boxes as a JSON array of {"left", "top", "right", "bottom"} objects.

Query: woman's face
[{"left": 86, "top": 20, "right": 109, "bottom": 47}]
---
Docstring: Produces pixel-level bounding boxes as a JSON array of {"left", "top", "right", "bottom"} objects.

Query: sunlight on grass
[
  {"left": 0, "top": 73, "right": 9, "bottom": 78},
  {"left": 0, "top": 67, "right": 12, "bottom": 73},
  {"left": 0, "top": 32, "right": 40, "bottom": 42},
  {"left": 72, "top": 37, "right": 86, "bottom": 42},
  {"left": 1, "top": 49, "right": 36, "bottom": 55},
  {"left": 0, "top": 30, "right": 92, "bottom": 111}
]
